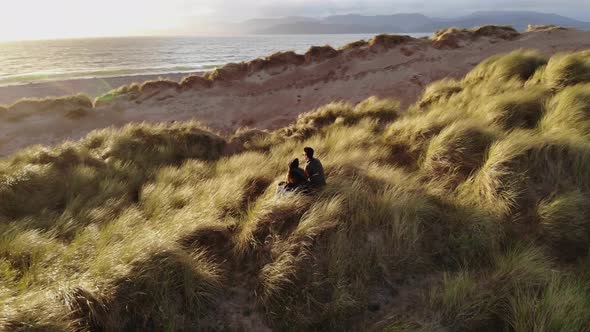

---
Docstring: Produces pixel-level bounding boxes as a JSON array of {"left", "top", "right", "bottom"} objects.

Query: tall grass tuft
[
  {"left": 3, "top": 49, "right": 590, "bottom": 331},
  {"left": 465, "top": 50, "right": 548, "bottom": 83}
]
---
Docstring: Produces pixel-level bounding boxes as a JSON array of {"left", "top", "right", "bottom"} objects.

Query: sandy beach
[
  {"left": 0, "top": 72, "right": 199, "bottom": 105},
  {"left": 1, "top": 27, "right": 589, "bottom": 157}
]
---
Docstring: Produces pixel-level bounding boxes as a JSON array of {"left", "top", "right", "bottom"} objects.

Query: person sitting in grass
[
  {"left": 277, "top": 158, "right": 308, "bottom": 193},
  {"left": 303, "top": 147, "right": 326, "bottom": 187}
]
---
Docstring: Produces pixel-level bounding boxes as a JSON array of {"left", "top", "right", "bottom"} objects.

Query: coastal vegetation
[{"left": 1, "top": 49, "right": 590, "bottom": 331}]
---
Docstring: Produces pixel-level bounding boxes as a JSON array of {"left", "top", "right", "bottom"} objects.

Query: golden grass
[{"left": 2, "top": 49, "right": 590, "bottom": 331}]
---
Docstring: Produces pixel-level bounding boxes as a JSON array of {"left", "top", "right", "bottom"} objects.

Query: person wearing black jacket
[{"left": 303, "top": 147, "right": 326, "bottom": 186}]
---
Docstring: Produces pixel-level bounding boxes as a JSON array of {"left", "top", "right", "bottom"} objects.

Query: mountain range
[{"left": 228, "top": 11, "right": 590, "bottom": 34}]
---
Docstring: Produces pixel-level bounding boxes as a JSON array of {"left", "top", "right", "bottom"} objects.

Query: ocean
[{"left": 0, "top": 34, "right": 430, "bottom": 86}]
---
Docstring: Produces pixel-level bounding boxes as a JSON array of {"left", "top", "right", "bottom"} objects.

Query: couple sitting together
[{"left": 278, "top": 147, "right": 326, "bottom": 193}]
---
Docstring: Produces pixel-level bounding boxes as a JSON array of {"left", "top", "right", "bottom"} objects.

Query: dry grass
[
  {"left": 2, "top": 50, "right": 590, "bottom": 331},
  {"left": 465, "top": 50, "right": 547, "bottom": 83},
  {"left": 542, "top": 51, "right": 590, "bottom": 89}
]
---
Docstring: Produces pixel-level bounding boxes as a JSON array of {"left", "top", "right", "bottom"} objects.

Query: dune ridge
[
  {"left": 3, "top": 49, "right": 590, "bottom": 330},
  {"left": 0, "top": 26, "right": 589, "bottom": 157},
  {"left": 93, "top": 26, "right": 514, "bottom": 101}
]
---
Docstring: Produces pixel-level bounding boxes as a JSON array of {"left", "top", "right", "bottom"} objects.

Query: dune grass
[
  {"left": 2, "top": 49, "right": 590, "bottom": 330},
  {"left": 95, "top": 83, "right": 141, "bottom": 103},
  {"left": 464, "top": 50, "right": 548, "bottom": 83},
  {"left": 0, "top": 94, "right": 94, "bottom": 121}
]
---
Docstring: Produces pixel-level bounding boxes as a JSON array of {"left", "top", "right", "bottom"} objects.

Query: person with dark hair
[
  {"left": 277, "top": 158, "right": 307, "bottom": 193},
  {"left": 285, "top": 158, "right": 307, "bottom": 191},
  {"left": 303, "top": 147, "right": 326, "bottom": 186}
]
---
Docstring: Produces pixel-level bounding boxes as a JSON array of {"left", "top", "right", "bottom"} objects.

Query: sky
[{"left": 0, "top": 0, "right": 589, "bottom": 41}]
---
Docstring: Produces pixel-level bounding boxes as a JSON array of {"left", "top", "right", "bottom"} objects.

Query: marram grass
[{"left": 2, "top": 49, "right": 590, "bottom": 331}]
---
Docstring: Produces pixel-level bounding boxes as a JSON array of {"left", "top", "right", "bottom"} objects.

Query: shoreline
[{"left": 0, "top": 71, "right": 202, "bottom": 105}]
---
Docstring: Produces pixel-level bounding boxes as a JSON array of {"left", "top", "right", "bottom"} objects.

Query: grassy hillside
[{"left": 2, "top": 49, "right": 590, "bottom": 331}]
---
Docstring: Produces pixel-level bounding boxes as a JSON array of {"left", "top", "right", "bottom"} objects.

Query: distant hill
[
  {"left": 246, "top": 11, "right": 590, "bottom": 34},
  {"left": 322, "top": 13, "right": 433, "bottom": 29},
  {"left": 427, "top": 11, "right": 590, "bottom": 32},
  {"left": 255, "top": 22, "right": 403, "bottom": 34},
  {"left": 232, "top": 16, "right": 319, "bottom": 34}
]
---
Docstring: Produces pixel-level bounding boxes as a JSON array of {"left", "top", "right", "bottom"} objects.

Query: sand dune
[
  {"left": 1, "top": 26, "right": 590, "bottom": 157},
  {"left": 0, "top": 72, "right": 194, "bottom": 106}
]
